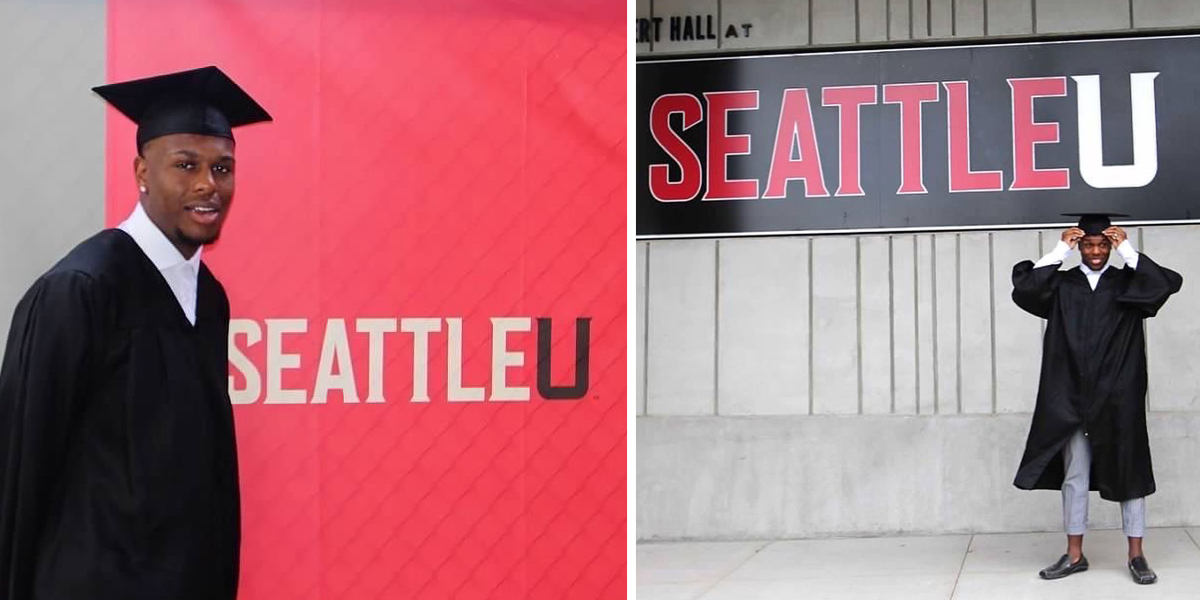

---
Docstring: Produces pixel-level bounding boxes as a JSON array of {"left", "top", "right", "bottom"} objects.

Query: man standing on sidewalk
[{"left": 1011, "top": 213, "right": 1182, "bottom": 585}]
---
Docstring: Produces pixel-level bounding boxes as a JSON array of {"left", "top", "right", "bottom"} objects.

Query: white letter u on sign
[{"left": 1074, "top": 72, "right": 1159, "bottom": 189}]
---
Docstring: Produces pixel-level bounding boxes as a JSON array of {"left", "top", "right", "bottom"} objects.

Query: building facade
[{"left": 636, "top": 0, "right": 1200, "bottom": 540}]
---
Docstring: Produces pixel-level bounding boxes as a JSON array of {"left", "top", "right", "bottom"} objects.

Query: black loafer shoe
[
  {"left": 1129, "top": 556, "right": 1157, "bottom": 584},
  {"left": 1039, "top": 554, "right": 1088, "bottom": 579}
]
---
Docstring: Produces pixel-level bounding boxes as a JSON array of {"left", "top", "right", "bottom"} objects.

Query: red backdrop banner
[{"left": 104, "top": 1, "right": 626, "bottom": 598}]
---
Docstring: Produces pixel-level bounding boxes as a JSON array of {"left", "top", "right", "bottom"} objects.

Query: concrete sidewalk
[{"left": 637, "top": 528, "right": 1200, "bottom": 599}]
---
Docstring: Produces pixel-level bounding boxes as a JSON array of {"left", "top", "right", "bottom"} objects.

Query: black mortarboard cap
[
  {"left": 92, "top": 66, "right": 272, "bottom": 152},
  {"left": 1062, "top": 212, "right": 1130, "bottom": 236}
]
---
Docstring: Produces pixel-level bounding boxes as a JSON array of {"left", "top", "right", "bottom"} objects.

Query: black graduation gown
[
  {"left": 1011, "top": 253, "right": 1182, "bottom": 502},
  {"left": 0, "top": 229, "right": 239, "bottom": 600}
]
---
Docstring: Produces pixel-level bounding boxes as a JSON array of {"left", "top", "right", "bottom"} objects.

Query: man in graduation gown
[
  {"left": 1011, "top": 213, "right": 1182, "bottom": 585},
  {"left": 0, "top": 66, "right": 271, "bottom": 600}
]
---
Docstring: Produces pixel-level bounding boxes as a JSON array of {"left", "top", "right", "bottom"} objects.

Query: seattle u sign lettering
[{"left": 636, "top": 35, "right": 1200, "bottom": 237}]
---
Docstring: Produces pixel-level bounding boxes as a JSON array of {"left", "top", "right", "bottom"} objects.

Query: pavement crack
[{"left": 948, "top": 534, "right": 974, "bottom": 599}]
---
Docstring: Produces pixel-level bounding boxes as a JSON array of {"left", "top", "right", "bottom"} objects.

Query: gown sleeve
[
  {"left": 1116, "top": 252, "right": 1183, "bottom": 317},
  {"left": 1011, "top": 260, "right": 1062, "bottom": 319},
  {"left": 0, "top": 271, "right": 100, "bottom": 599}
]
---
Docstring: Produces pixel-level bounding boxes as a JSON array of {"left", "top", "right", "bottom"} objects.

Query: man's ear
[{"left": 133, "top": 154, "right": 147, "bottom": 192}]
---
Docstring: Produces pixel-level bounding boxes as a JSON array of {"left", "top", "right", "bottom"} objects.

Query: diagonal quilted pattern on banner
[{"left": 105, "top": 0, "right": 625, "bottom": 598}]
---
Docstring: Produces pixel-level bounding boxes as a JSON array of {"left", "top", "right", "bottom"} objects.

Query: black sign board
[{"left": 636, "top": 34, "right": 1200, "bottom": 238}]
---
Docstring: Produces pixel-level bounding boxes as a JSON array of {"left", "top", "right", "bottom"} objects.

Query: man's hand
[
  {"left": 1061, "top": 227, "right": 1085, "bottom": 249},
  {"left": 1104, "top": 226, "right": 1128, "bottom": 246}
]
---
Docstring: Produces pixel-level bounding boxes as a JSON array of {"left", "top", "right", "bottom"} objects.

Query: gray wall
[
  {"left": 637, "top": 0, "right": 1200, "bottom": 540},
  {"left": 638, "top": 0, "right": 1200, "bottom": 54},
  {"left": 0, "top": 0, "right": 107, "bottom": 352}
]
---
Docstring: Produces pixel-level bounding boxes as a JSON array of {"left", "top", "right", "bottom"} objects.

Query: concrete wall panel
[
  {"left": 860, "top": 0, "right": 890, "bottom": 43},
  {"left": 1036, "top": 0, "right": 1131, "bottom": 33},
  {"left": 1143, "top": 226, "right": 1200, "bottom": 412},
  {"left": 717, "top": 238, "right": 811, "bottom": 415},
  {"left": 958, "top": 232, "right": 992, "bottom": 414},
  {"left": 992, "top": 230, "right": 1042, "bottom": 414},
  {"left": 1133, "top": 0, "right": 1200, "bottom": 28},
  {"left": 931, "top": 0, "right": 955, "bottom": 37},
  {"left": 933, "top": 234, "right": 958, "bottom": 413},
  {"left": 916, "top": 235, "right": 938, "bottom": 414},
  {"left": 913, "top": 0, "right": 932, "bottom": 38},
  {"left": 812, "top": 0, "right": 857, "bottom": 45},
  {"left": 638, "top": 413, "right": 1200, "bottom": 539},
  {"left": 955, "top": 0, "right": 986, "bottom": 36},
  {"left": 987, "top": 0, "right": 1034, "bottom": 35},
  {"left": 647, "top": 240, "right": 718, "bottom": 415},
  {"left": 892, "top": 235, "right": 919, "bottom": 414},
  {"left": 860, "top": 235, "right": 893, "bottom": 414},
  {"left": 888, "top": 0, "right": 912, "bottom": 40},
  {"left": 637, "top": 242, "right": 649, "bottom": 415},
  {"left": 811, "top": 236, "right": 859, "bottom": 414}
]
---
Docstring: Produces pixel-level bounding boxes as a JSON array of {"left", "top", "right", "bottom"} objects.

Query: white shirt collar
[
  {"left": 1079, "top": 263, "right": 1111, "bottom": 290},
  {"left": 117, "top": 201, "right": 202, "bottom": 276}
]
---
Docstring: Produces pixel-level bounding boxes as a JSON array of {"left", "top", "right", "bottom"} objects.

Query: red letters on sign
[
  {"left": 821, "top": 85, "right": 878, "bottom": 196},
  {"left": 648, "top": 93, "right": 704, "bottom": 202},
  {"left": 703, "top": 91, "right": 760, "bottom": 200},
  {"left": 1009, "top": 77, "right": 1070, "bottom": 190},
  {"left": 944, "top": 81, "right": 1003, "bottom": 192},
  {"left": 646, "top": 74, "right": 1093, "bottom": 202},
  {"left": 882, "top": 82, "right": 939, "bottom": 194},
  {"left": 763, "top": 88, "right": 829, "bottom": 198}
]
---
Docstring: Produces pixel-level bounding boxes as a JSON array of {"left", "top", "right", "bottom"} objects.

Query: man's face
[
  {"left": 1079, "top": 234, "right": 1112, "bottom": 271},
  {"left": 135, "top": 133, "right": 236, "bottom": 258}
]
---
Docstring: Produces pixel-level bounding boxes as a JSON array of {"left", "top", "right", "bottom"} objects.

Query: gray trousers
[{"left": 1062, "top": 428, "right": 1145, "bottom": 537}]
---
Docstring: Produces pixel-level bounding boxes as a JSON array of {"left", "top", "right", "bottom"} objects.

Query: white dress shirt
[
  {"left": 118, "top": 202, "right": 202, "bottom": 325},
  {"left": 1033, "top": 239, "right": 1140, "bottom": 291}
]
